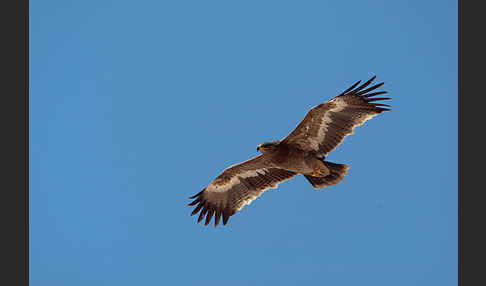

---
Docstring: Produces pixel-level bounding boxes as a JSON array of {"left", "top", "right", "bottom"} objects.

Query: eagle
[{"left": 188, "top": 76, "right": 391, "bottom": 227}]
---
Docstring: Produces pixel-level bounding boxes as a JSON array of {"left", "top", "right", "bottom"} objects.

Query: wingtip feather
[
  {"left": 189, "top": 189, "right": 204, "bottom": 199},
  {"left": 355, "top": 82, "right": 385, "bottom": 96},
  {"left": 222, "top": 211, "right": 230, "bottom": 225},
  {"left": 204, "top": 207, "right": 215, "bottom": 226},
  {"left": 214, "top": 209, "right": 222, "bottom": 227},
  {"left": 366, "top": 97, "right": 391, "bottom": 102},
  {"left": 374, "top": 103, "right": 391, "bottom": 107},
  {"left": 188, "top": 197, "right": 201, "bottom": 206},
  {"left": 352, "top": 76, "right": 376, "bottom": 93},
  {"left": 190, "top": 202, "right": 204, "bottom": 216},
  {"left": 363, "top": 91, "right": 388, "bottom": 97},
  {"left": 340, "top": 80, "right": 361, "bottom": 95},
  {"left": 197, "top": 204, "right": 209, "bottom": 223}
]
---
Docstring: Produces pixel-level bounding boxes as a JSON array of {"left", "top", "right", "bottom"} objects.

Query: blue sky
[{"left": 30, "top": 1, "right": 457, "bottom": 285}]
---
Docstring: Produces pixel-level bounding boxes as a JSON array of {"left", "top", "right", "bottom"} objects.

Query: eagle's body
[
  {"left": 259, "top": 141, "right": 314, "bottom": 173},
  {"left": 188, "top": 76, "right": 391, "bottom": 227}
]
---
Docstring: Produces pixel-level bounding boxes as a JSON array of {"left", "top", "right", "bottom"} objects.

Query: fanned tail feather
[{"left": 304, "top": 161, "right": 350, "bottom": 190}]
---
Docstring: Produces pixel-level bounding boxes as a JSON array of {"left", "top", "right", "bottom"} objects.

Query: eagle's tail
[{"left": 304, "top": 161, "right": 350, "bottom": 190}]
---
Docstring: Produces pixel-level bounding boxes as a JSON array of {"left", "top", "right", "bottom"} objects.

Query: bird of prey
[{"left": 188, "top": 76, "right": 391, "bottom": 227}]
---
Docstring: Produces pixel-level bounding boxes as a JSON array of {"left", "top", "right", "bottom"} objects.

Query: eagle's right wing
[
  {"left": 188, "top": 155, "right": 297, "bottom": 227},
  {"left": 282, "top": 76, "right": 391, "bottom": 158}
]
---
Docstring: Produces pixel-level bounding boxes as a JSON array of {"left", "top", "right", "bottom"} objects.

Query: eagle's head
[{"left": 257, "top": 141, "right": 280, "bottom": 154}]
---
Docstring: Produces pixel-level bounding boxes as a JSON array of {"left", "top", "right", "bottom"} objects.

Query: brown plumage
[{"left": 188, "top": 76, "right": 391, "bottom": 227}]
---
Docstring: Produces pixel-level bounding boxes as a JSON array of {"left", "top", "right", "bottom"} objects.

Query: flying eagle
[{"left": 188, "top": 76, "right": 391, "bottom": 227}]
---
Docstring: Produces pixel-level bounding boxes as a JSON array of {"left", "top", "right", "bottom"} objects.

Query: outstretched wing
[
  {"left": 282, "top": 76, "right": 391, "bottom": 157},
  {"left": 188, "top": 155, "right": 297, "bottom": 227}
]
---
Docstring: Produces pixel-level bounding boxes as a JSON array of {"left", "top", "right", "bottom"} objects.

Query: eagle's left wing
[
  {"left": 282, "top": 76, "right": 391, "bottom": 158},
  {"left": 188, "top": 155, "right": 297, "bottom": 227}
]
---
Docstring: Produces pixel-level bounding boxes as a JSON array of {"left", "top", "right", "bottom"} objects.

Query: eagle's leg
[
  {"left": 310, "top": 159, "right": 330, "bottom": 177},
  {"left": 311, "top": 168, "right": 328, "bottom": 177}
]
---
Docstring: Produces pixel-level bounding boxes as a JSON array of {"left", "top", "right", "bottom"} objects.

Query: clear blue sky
[{"left": 30, "top": 1, "right": 457, "bottom": 285}]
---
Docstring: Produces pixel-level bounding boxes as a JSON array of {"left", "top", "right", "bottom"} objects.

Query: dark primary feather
[
  {"left": 363, "top": 91, "right": 388, "bottom": 97},
  {"left": 340, "top": 80, "right": 361, "bottom": 95},
  {"left": 352, "top": 76, "right": 376, "bottom": 93},
  {"left": 355, "top": 82, "right": 384, "bottom": 96},
  {"left": 189, "top": 190, "right": 204, "bottom": 199}
]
